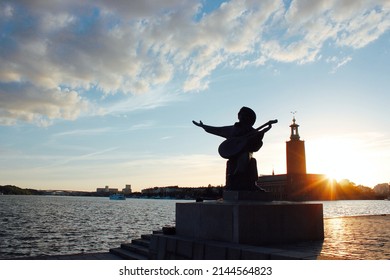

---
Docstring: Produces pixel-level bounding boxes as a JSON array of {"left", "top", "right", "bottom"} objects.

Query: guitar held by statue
[{"left": 218, "top": 119, "right": 278, "bottom": 159}]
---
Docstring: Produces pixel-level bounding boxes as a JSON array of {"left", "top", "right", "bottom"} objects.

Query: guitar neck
[{"left": 255, "top": 120, "right": 277, "bottom": 132}]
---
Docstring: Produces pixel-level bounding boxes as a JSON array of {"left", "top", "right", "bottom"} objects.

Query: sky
[{"left": 1, "top": 0, "right": 389, "bottom": 192}]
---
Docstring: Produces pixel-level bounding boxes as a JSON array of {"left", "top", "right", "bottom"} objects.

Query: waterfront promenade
[{"left": 17, "top": 214, "right": 390, "bottom": 260}]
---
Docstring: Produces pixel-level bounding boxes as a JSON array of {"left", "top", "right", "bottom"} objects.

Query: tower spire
[{"left": 290, "top": 111, "right": 300, "bottom": 141}]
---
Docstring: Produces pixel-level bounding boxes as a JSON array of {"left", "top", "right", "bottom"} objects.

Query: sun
[{"left": 306, "top": 137, "right": 369, "bottom": 184}]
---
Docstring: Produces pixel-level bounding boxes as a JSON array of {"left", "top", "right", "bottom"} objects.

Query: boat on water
[{"left": 109, "top": 194, "right": 126, "bottom": 200}]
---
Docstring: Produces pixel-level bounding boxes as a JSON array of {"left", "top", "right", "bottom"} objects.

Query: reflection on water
[
  {"left": 321, "top": 200, "right": 390, "bottom": 218},
  {"left": 323, "top": 215, "right": 390, "bottom": 259},
  {"left": 324, "top": 218, "right": 350, "bottom": 257},
  {"left": 0, "top": 196, "right": 390, "bottom": 259}
]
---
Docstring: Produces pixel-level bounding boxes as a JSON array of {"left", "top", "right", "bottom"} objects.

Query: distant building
[
  {"left": 96, "top": 186, "right": 119, "bottom": 193},
  {"left": 122, "top": 184, "right": 132, "bottom": 194},
  {"left": 257, "top": 116, "right": 331, "bottom": 200},
  {"left": 141, "top": 186, "right": 179, "bottom": 195}
]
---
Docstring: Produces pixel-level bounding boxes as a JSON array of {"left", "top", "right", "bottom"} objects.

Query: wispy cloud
[
  {"left": 53, "top": 127, "right": 112, "bottom": 138},
  {"left": 100, "top": 86, "right": 184, "bottom": 116},
  {"left": 51, "top": 121, "right": 155, "bottom": 141},
  {"left": 0, "top": 145, "right": 121, "bottom": 176},
  {"left": 37, "top": 146, "right": 120, "bottom": 169},
  {"left": 127, "top": 121, "right": 155, "bottom": 131},
  {"left": 1, "top": 0, "right": 389, "bottom": 125},
  {"left": 327, "top": 55, "right": 353, "bottom": 73}
]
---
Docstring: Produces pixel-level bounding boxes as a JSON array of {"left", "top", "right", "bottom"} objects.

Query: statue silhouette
[{"left": 193, "top": 107, "right": 277, "bottom": 191}]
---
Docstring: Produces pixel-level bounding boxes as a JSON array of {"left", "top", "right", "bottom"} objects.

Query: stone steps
[
  {"left": 110, "top": 234, "right": 152, "bottom": 260},
  {"left": 109, "top": 247, "right": 148, "bottom": 260}
]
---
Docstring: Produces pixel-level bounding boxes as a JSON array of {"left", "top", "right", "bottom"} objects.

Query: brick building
[{"left": 257, "top": 116, "right": 331, "bottom": 200}]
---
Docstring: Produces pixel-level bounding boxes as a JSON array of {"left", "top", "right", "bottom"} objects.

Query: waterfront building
[
  {"left": 96, "top": 185, "right": 119, "bottom": 193},
  {"left": 257, "top": 117, "right": 331, "bottom": 200},
  {"left": 286, "top": 116, "right": 306, "bottom": 174},
  {"left": 122, "top": 184, "right": 132, "bottom": 195},
  {"left": 141, "top": 186, "right": 179, "bottom": 196}
]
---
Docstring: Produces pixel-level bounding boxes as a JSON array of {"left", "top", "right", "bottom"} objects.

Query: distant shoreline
[{"left": 1, "top": 184, "right": 389, "bottom": 201}]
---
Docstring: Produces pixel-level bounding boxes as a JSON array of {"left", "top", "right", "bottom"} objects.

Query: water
[
  {"left": 0, "top": 196, "right": 177, "bottom": 259},
  {"left": 321, "top": 200, "right": 390, "bottom": 218},
  {"left": 1, "top": 196, "right": 390, "bottom": 259}
]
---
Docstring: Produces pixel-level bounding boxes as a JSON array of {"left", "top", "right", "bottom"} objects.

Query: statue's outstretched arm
[{"left": 192, "top": 120, "right": 233, "bottom": 138}]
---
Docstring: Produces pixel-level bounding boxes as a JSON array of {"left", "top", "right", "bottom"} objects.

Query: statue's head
[{"left": 238, "top": 107, "right": 256, "bottom": 126}]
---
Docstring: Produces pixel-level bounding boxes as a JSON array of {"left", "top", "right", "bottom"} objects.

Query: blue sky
[{"left": 1, "top": 0, "right": 389, "bottom": 191}]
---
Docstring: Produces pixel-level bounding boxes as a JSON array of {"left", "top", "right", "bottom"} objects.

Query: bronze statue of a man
[{"left": 193, "top": 107, "right": 277, "bottom": 191}]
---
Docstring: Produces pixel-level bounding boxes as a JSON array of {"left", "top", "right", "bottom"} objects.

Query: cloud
[
  {"left": 0, "top": 83, "right": 88, "bottom": 126},
  {"left": 101, "top": 86, "right": 184, "bottom": 116},
  {"left": 52, "top": 127, "right": 111, "bottom": 138},
  {"left": 326, "top": 55, "right": 353, "bottom": 73},
  {"left": 1, "top": 0, "right": 389, "bottom": 125}
]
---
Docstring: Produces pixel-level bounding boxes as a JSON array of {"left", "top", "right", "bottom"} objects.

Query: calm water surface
[{"left": 1, "top": 196, "right": 390, "bottom": 259}]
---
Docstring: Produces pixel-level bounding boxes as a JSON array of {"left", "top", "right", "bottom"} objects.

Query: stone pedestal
[
  {"left": 223, "top": 190, "right": 274, "bottom": 201},
  {"left": 149, "top": 190, "right": 324, "bottom": 259},
  {"left": 176, "top": 200, "right": 324, "bottom": 246}
]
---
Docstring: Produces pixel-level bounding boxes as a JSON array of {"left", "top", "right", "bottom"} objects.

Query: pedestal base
[{"left": 176, "top": 201, "right": 324, "bottom": 246}]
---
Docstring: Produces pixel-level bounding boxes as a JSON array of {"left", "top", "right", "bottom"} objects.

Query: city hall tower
[{"left": 286, "top": 116, "right": 306, "bottom": 174}]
